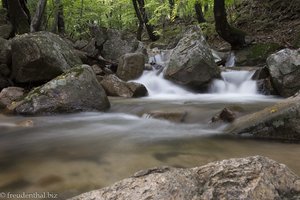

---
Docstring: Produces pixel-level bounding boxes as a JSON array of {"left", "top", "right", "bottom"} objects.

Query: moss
[{"left": 248, "top": 43, "right": 281, "bottom": 60}]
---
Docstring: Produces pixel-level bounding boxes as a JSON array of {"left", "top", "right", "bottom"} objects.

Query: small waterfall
[
  {"left": 210, "top": 71, "right": 257, "bottom": 94},
  {"left": 225, "top": 52, "right": 236, "bottom": 67},
  {"left": 148, "top": 48, "right": 172, "bottom": 67},
  {"left": 135, "top": 70, "right": 190, "bottom": 97},
  {"left": 135, "top": 48, "right": 190, "bottom": 97},
  {"left": 137, "top": 48, "right": 258, "bottom": 98}
]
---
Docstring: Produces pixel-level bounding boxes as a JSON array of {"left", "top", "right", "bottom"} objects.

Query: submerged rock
[
  {"left": 267, "top": 48, "right": 300, "bottom": 97},
  {"left": 164, "top": 26, "right": 220, "bottom": 91},
  {"left": 142, "top": 110, "right": 187, "bottom": 123},
  {"left": 11, "top": 65, "right": 110, "bottom": 115},
  {"left": 117, "top": 53, "right": 145, "bottom": 81},
  {"left": 211, "top": 107, "right": 237, "bottom": 123},
  {"left": 11, "top": 32, "right": 82, "bottom": 83},
  {"left": 69, "top": 156, "right": 300, "bottom": 200},
  {"left": 226, "top": 94, "right": 300, "bottom": 140},
  {"left": 100, "top": 74, "right": 147, "bottom": 98}
]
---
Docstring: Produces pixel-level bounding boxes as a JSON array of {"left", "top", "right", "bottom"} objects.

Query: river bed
[{"left": 0, "top": 94, "right": 299, "bottom": 199}]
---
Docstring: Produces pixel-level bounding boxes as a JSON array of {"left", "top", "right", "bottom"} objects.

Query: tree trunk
[
  {"left": 168, "top": 0, "right": 174, "bottom": 16},
  {"left": 2, "top": 0, "right": 8, "bottom": 9},
  {"left": 132, "top": 0, "right": 144, "bottom": 40},
  {"left": 195, "top": 1, "right": 206, "bottom": 23},
  {"left": 80, "top": 0, "right": 84, "bottom": 18},
  {"left": 52, "top": 0, "right": 65, "bottom": 34},
  {"left": 20, "top": 0, "right": 31, "bottom": 23},
  {"left": 136, "top": 0, "right": 159, "bottom": 41},
  {"left": 214, "top": 0, "right": 246, "bottom": 49},
  {"left": 7, "top": 0, "right": 30, "bottom": 34},
  {"left": 30, "top": 0, "right": 47, "bottom": 32}
]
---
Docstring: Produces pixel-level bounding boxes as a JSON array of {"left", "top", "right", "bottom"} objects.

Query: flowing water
[{"left": 0, "top": 64, "right": 299, "bottom": 199}]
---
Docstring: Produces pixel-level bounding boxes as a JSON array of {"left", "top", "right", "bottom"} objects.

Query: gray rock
[
  {"left": 267, "top": 48, "right": 300, "bottom": 97},
  {"left": 100, "top": 74, "right": 147, "bottom": 98},
  {"left": 11, "top": 32, "right": 82, "bottom": 83},
  {"left": 91, "top": 26, "right": 142, "bottom": 61},
  {"left": 164, "top": 26, "right": 220, "bottom": 91},
  {"left": 0, "top": 87, "right": 24, "bottom": 109},
  {"left": 11, "top": 65, "right": 110, "bottom": 115},
  {"left": 69, "top": 156, "right": 300, "bottom": 200},
  {"left": 0, "top": 38, "right": 11, "bottom": 66},
  {"left": 74, "top": 40, "right": 89, "bottom": 50},
  {"left": 117, "top": 53, "right": 145, "bottom": 81},
  {"left": 81, "top": 38, "right": 99, "bottom": 58},
  {"left": 226, "top": 94, "right": 300, "bottom": 140}
]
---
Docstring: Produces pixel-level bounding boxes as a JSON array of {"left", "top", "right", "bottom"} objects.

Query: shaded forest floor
[
  {"left": 152, "top": 0, "right": 300, "bottom": 51},
  {"left": 208, "top": 0, "right": 300, "bottom": 50}
]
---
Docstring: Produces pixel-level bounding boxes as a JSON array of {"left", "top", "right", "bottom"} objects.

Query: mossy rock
[{"left": 235, "top": 43, "right": 282, "bottom": 66}]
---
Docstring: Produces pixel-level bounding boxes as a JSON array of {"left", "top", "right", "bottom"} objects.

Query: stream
[{"left": 0, "top": 67, "right": 299, "bottom": 199}]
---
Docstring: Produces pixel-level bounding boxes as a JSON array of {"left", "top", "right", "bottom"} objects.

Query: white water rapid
[
  {"left": 135, "top": 49, "right": 275, "bottom": 102},
  {"left": 135, "top": 69, "right": 190, "bottom": 97},
  {"left": 210, "top": 71, "right": 257, "bottom": 94}
]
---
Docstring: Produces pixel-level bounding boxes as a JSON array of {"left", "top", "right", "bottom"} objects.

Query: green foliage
[{"left": 16, "top": 0, "right": 239, "bottom": 39}]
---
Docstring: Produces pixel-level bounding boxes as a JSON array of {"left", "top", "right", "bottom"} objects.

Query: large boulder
[
  {"left": 117, "top": 53, "right": 145, "bottom": 81},
  {"left": 91, "top": 26, "right": 144, "bottom": 61},
  {"left": 100, "top": 74, "right": 148, "bottom": 98},
  {"left": 164, "top": 26, "right": 220, "bottom": 91},
  {"left": 11, "top": 65, "right": 110, "bottom": 115},
  {"left": 69, "top": 156, "right": 300, "bottom": 200},
  {"left": 11, "top": 32, "right": 82, "bottom": 83},
  {"left": 226, "top": 94, "right": 300, "bottom": 140},
  {"left": 266, "top": 48, "right": 300, "bottom": 97}
]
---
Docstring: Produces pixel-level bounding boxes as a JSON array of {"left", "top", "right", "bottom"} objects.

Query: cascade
[
  {"left": 210, "top": 71, "right": 257, "bottom": 94},
  {"left": 137, "top": 49, "right": 257, "bottom": 97},
  {"left": 225, "top": 52, "right": 236, "bottom": 67}
]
